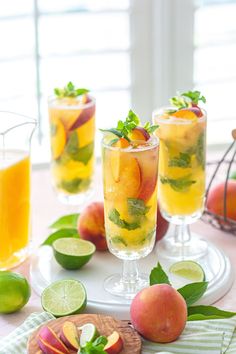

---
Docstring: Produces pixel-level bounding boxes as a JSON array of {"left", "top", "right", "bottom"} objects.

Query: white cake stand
[{"left": 30, "top": 238, "right": 234, "bottom": 320}]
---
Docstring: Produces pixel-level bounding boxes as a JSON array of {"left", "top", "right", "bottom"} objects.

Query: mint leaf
[
  {"left": 49, "top": 213, "right": 79, "bottom": 230},
  {"left": 196, "top": 132, "right": 205, "bottom": 169},
  {"left": 93, "top": 336, "right": 108, "bottom": 346},
  {"left": 99, "top": 128, "right": 124, "bottom": 139},
  {"left": 54, "top": 82, "right": 89, "bottom": 98},
  {"left": 76, "top": 142, "right": 94, "bottom": 165},
  {"left": 111, "top": 236, "right": 128, "bottom": 247},
  {"left": 187, "top": 305, "right": 236, "bottom": 321},
  {"left": 127, "top": 198, "right": 150, "bottom": 216},
  {"left": 108, "top": 209, "right": 140, "bottom": 230},
  {"left": 150, "top": 262, "right": 171, "bottom": 286},
  {"left": 160, "top": 175, "right": 196, "bottom": 192},
  {"left": 169, "top": 96, "right": 188, "bottom": 109},
  {"left": 79, "top": 336, "right": 108, "bottom": 354},
  {"left": 115, "top": 109, "right": 140, "bottom": 139},
  {"left": 177, "top": 282, "right": 208, "bottom": 306},
  {"left": 42, "top": 228, "right": 79, "bottom": 246},
  {"left": 65, "top": 132, "right": 94, "bottom": 164},
  {"left": 143, "top": 122, "right": 159, "bottom": 134},
  {"left": 60, "top": 178, "right": 90, "bottom": 193},
  {"left": 169, "top": 152, "right": 191, "bottom": 168},
  {"left": 182, "top": 91, "right": 206, "bottom": 105}
]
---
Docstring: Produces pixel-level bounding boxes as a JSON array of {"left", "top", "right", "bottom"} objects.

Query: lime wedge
[
  {"left": 169, "top": 260, "right": 205, "bottom": 282},
  {"left": 41, "top": 279, "right": 87, "bottom": 317},
  {"left": 80, "top": 323, "right": 99, "bottom": 347},
  {"left": 53, "top": 238, "right": 95, "bottom": 270}
]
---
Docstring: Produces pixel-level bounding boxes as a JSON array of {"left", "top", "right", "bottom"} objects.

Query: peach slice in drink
[
  {"left": 172, "top": 109, "right": 198, "bottom": 121},
  {"left": 51, "top": 119, "right": 66, "bottom": 159},
  {"left": 137, "top": 148, "right": 158, "bottom": 202},
  {"left": 110, "top": 138, "right": 130, "bottom": 182},
  {"left": 128, "top": 127, "right": 150, "bottom": 141}
]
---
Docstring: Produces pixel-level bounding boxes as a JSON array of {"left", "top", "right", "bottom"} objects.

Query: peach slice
[
  {"left": 104, "top": 331, "right": 124, "bottom": 354},
  {"left": 60, "top": 321, "right": 80, "bottom": 351},
  {"left": 128, "top": 127, "right": 150, "bottom": 141},
  {"left": 38, "top": 337, "right": 67, "bottom": 354},
  {"left": 137, "top": 149, "right": 158, "bottom": 202},
  {"left": 188, "top": 106, "right": 203, "bottom": 117},
  {"left": 38, "top": 326, "right": 69, "bottom": 354},
  {"left": 70, "top": 96, "right": 95, "bottom": 130},
  {"left": 50, "top": 119, "right": 66, "bottom": 160},
  {"left": 110, "top": 138, "right": 130, "bottom": 182},
  {"left": 172, "top": 109, "right": 198, "bottom": 121}
]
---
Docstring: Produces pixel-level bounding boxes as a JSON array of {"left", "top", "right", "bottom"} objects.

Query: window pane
[
  {"left": 39, "top": 13, "right": 130, "bottom": 56},
  {"left": 0, "top": 0, "right": 33, "bottom": 17},
  {"left": 0, "top": 19, "right": 34, "bottom": 59},
  {"left": 40, "top": 53, "right": 130, "bottom": 93},
  {"left": 38, "top": 0, "right": 130, "bottom": 13}
]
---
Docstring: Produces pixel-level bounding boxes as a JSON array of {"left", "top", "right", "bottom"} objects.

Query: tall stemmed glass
[
  {"left": 102, "top": 135, "right": 159, "bottom": 298},
  {"left": 153, "top": 107, "right": 207, "bottom": 260}
]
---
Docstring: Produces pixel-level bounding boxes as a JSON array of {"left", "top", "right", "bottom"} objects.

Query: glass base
[
  {"left": 104, "top": 273, "right": 149, "bottom": 299},
  {"left": 0, "top": 246, "right": 29, "bottom": 270},
  {"left": 57, "top": 186, "right": 94, "bottom": 206},
  {"left": 157, "top": 235, "right": 208, "bottom": 261}
]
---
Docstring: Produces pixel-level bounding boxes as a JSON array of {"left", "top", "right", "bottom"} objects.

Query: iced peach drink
[
  {"left": 102, "top": 110, "right": 159, "bottom": 259},
  {"left": 48, "top": 82, "right": 95, "bottom": 203},
  {"left": 153, "top": 91, "right": 207, "bottom": 221}
]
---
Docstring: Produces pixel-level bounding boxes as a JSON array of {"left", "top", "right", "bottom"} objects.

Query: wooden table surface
[{"left": 0, "top": 165, "right": 235, "bottom": 337}]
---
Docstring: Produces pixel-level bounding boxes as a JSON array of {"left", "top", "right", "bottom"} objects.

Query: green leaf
[
  {"left": 181, "top": 91, "right": 206, "bottom": 105},
  {"left": 147, "top": 125, "right": 159, "bottom": 134},
  {"left": 115, "top": 109, "right": 140, "bottom": 139},
  {"left": 93, "top": 336, "right": 108, "bottom": 347},
  {"left": 127, "top": 198, "right": 150, "bottom": 216},
  {"left": 79, "top": 336, "right": 108, "bottom": 354},
  {"left": 150, "top": 262, "right": 171, "bottom": 286},
  {"left": 111, "top": 236, "right": 128, "bottom": 247},
  {"left": 49, "top": 213, "right": 79, "bottom": 230},
  {"left": 169, "top": 96, "right": 188, "bottom": 109},
  {"left": 108, "top": 209, "right": 140, "bottom": 230},
  {"left": 168, "top": 152, "right": 191, "bottom": 168},
  {"left": 76, "top": 142, "right": 94, "bottom": 165},
  {"left": 99, "top": 128, "right": 125, "bottom": 139},
  {"left": 160, "top": 175, "right": 196, "bottom": 192},
  {"left": 187, "top": 305, "right": 236, "bottom": 321},
  {"left": 177, "top": 282, "right": 208, "bottom": 306},
  {"left": 54, "top": 82, "right": 89, "bottom": 98},
  {"left": 42, "top": 228, "right": 79, "bottom": 246},
  {"left": 60, "top": 178, "right": 90, "bottom": 193},
  {"left": 196, "top": 132, "right": 205, "bottom": 169}
]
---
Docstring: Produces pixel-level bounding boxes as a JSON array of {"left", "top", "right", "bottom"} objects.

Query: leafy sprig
[
  {"left": 54, "top": 82, "right": 89, "bottom": 98},
  {"left": 79, "top": 336, "right": 108, "bottom": 354},
  {"left": 116, "top": 110, "right": 140, "bottom": 139},
  {"left": 170, "top": 90, "right": 206, "bottom": 109}
]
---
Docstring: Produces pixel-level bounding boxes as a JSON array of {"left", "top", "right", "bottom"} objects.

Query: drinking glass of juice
[
  {"left": 153, "top": 90, "right": 207, "bottom": 260},
  {"left": 48, "top": 82, "right": 95, "bottom": 205},
  {"left": 0, "top": 112, "right": 36, "bottom": 269},
  {"left": 101, "top": 110, "right": 159, "bottom": 298}
]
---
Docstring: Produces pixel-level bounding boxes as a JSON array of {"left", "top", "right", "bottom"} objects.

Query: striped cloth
[
  {"left": 142, "top": 316, "right": 236, "bottom": 354},
  {"left": 0, "top": 312, "right": 236, "bottom": 353}
]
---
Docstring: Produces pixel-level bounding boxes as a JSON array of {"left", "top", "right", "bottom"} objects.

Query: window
[{"left": 194, "top": 0, "right": 236, "bottom": 145}]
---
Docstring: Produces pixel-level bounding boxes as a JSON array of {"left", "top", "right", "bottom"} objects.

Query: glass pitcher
[{"left": 0, "top": 112, "right": 36, "bottom": 269}]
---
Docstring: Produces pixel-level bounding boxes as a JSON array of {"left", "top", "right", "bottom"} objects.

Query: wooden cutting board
[{"left": 27, "top": 313, "right": 142, "bottom": 354}]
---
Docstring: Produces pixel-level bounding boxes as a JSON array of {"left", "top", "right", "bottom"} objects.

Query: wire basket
[{"left": 202, "top": 129, "right": 236, "bottom": 235}]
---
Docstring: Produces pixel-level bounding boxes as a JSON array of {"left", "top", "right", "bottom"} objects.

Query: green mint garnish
[
  {"left": 170, "top": 90, "right": 206, "bottom": 109},
  {"left": 116, "top": 110, "right": 140, "bottom": 139},
  {"left": 64, "top": 131, "right": 94, "bottom": 165},
  {"left": 54, "top": 82, "right": 89, "bottom": 98},
  {"left": 79, "top": 335, "right": 108, "bottom": 354},
  {"left": 143, "top": 121, "right": 159, "bottom": 134},
  {"left": 108, "top": 209, "right": 140, "bottom": 230},
  {"left": 160, "top": 175, "right": 196, "bottom": 192},
  {"left": 150, "top": 262, "right": 171, "bottom": 286},
  {"left": 169, "top": 152, "right": 191, "bottom": 168},
  {"left": 111, "top": 236, "right": 128, "bottom": 247},
  {"left": 127, "top": 198, "right": 150, "bottom": 216},
  {"left": 49, "top": 213, "right": 79, "bottom": 230},
  {"left": 60, "top": 178, "right": 90, "bottom": 193}
]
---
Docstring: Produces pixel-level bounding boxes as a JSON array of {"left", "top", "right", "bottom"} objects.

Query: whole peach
[
  {"left": 207, "top": 180, "right": 236, "bottom": 221},
  {"left": 130, "top": 284, "right": 187, "bottom": 343},
  {"left": 78, "top": 202, "right": 108, "bottom": 251}
]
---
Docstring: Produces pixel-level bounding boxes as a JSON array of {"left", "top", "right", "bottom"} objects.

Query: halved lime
[
  {"left": 79, "top": 323, "right": 99, "bottom": 347},
  {"left": 53, "top": 238, "right": 95, "bottom": 270},
  {"left": 41, "top": 279, "right": 87, "bottom": 317},
  {"left": 169, "top": 260, "right": 205, "bottom": 282}
]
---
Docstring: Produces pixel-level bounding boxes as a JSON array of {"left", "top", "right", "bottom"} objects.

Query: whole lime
[{"left": 0, "top": 271, "right": 31, "bottom": 314}]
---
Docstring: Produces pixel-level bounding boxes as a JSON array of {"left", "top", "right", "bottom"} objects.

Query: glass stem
[
  {"left": 174, "top": 223, "right": 191, "bottom": 259},
  {"left": 122, "top": 259, "right": 139, "bottom": 291}
]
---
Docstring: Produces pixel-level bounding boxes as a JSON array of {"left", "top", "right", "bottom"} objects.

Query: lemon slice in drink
[
  {"left": 79, "top": 323, "right": 99, "bottom": 347},
  {"left": 53, "top": 238, "right": 95, "bottom": 270},
  {"left": 169, "top": 260, "right": 205, "bottom": 282},
  {"left": 41, "top": 279, "right": 87, "bottom": 317}
]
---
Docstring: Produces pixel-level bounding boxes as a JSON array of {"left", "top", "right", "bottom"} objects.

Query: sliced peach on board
[
  {"left": 128, "top": 127, "right": 150, "bottom": 141},
  {"left": 38, "top": 337, "right": 67, "bottom": 354},
  {"left": 50, "top": 119, "right": 66, "bottom": 160},
  {"left": 104, "top": 331, "right": 124, "bottom": 354},
  {"left": 60, "top": 321, "right": 80, "bottom": 351},
  {"left": 172, "top": 109, "right": 198, "bottom": 121},
  {"left": 38, "top": 326, "right": 69, "bottom": 354}
]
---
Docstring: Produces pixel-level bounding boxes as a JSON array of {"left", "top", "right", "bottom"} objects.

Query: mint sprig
[
  {"left": 108, "top": 209, "right": 140, "bottom": 230},
  {"left": 116, "top": 110, "right": 140, "bottom": 139},
  {"left": 160, "top": 175, "right": 196, "bottom": 192},
  {"left": 54, "top": 82, "right": 89, "bottom": 98},
  {"left": 170, "top": 90, "right": 206, "bottom": 109},
  {"left": 127, "top": 198, "right": 150, "bottom": 216},
  {"left": 169, "top": 152, "right": 191, "bottom": 168},
  {"left": 143, "top": 121, "right": 159, "bottom": 134},
  {"left": 79, "top": 335, "right": 108, "bottom": 354}
]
